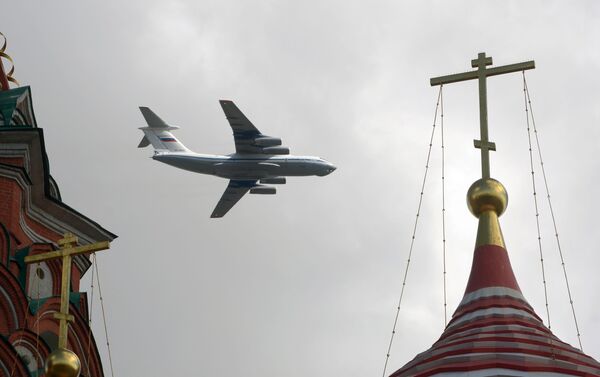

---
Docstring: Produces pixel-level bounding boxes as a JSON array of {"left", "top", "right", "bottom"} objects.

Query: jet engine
[
  {"left": 260, "top": 177, "right": 286, "bottom": 184},
  {"left": 250, "top": 186, "right": 276, "bottom": 194},
  {"left": 261, "top": 146, "right": 290, "bottom": 155},
  {"left": 254, "top": 136, "right": 282, "bottom": 147}
]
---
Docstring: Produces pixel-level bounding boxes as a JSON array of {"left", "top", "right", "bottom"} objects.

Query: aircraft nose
[{"left": 316, "top": 162, "right": 336, "bottom": 176}]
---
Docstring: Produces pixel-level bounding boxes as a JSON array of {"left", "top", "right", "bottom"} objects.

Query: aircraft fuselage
[{"left": 153, "top": 152, "right": 336, "bottom": 180}]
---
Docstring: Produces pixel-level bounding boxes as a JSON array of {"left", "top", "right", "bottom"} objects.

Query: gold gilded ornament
[
  {"left": 467, "top": 178, "right": 508, "bottom": 248},
  {"left": 0, "top": 32, "right": 19, "bottom": 87},
  {"left": 467, "top": 178, "right": 508, "bottom": 217},
  {"left": 45, "top": 348, "right": 81, "bottom": 377}
]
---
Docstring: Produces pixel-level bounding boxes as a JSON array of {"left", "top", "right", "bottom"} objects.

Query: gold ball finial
[
  {"left": 45, "top": 348, "right": 81, "bottom": 377},
  {"left": 467, "top": 178, "right": 508, "bottom": 218}
]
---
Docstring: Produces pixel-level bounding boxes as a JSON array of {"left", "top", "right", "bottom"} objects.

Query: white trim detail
[
  {"left": 432, "top": 368, "right": 580, "bottom": 376},
  {"left": 448, "top": 307, "right": 538, "bottom": 329},
  {"left": 440, "top": 324, "right": 555, "bottom": 345},
  {"left": 459, "top": 287, "right": 528, "bottom": 308}
]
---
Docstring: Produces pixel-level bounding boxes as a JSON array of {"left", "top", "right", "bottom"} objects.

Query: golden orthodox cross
[
  {"left": 24, "top": 233, "right": 110, "bottom": 349},
  {"left": 430, "top": 52, "right": 535, "bottom": 178}
]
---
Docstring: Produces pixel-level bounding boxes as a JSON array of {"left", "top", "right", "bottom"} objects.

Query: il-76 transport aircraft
[{"left": 138, "top": 100, "right": 336, "bottom": 218}]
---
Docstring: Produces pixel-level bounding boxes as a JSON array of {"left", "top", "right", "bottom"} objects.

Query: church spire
[
  {"left": 430, "top": 52, "right": 535, "bottom": 296},
  {"left": 390, "top": 53, "right": 600, "bottom": 376}
]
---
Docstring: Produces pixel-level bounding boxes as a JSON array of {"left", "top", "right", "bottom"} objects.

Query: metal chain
[
  {"left": 523, "top": 73, "right": 583, "bottom": 351},
  {"left": 94, "top": 257, "right": 116, "bottom": 377},
  {"left": 522, "top": 72, "right": 552, "bottom": 329},
  {"left": 381, "top": 86, "right": 443, "bottom": 377}
]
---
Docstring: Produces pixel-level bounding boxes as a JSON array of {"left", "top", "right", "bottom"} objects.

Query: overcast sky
[{"left": 4, "top": 1, "right": 600, "bottom": 376}]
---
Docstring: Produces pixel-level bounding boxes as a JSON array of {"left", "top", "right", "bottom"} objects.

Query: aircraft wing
[
  {"left": 210, "top": 179, "right": 257, "bottom": 218},
  {"left": 219, "top": 100, "right": 260, "bottom": 135},
  {"left": 219, "top": 100, "right": 290, "bottom": 155}
]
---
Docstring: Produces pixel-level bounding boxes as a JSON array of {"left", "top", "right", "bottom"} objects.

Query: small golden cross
[{"left": 24, "top": 233, "right": 110, "bottom": 349}]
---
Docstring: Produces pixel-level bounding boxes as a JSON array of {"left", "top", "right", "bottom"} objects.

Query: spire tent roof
[
  {"left": 390, "top": 54, "right": 600, "bottom": 376},
  {"left": 392, "top": 179, "right": 600, "bottom": 376}
]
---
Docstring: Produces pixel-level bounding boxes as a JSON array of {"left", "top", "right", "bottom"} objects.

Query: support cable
[
  {"left": 522, "top": 73, "right": 555, "bottom": 359},
  {"left": 86, "top": 253, "right": 97, "bottom": 377},
  {"left": 523, "top": 73, "right": 583, "bottom": 350},
  {"left": 440, "top": 87, "right": 448, "bottom": 327},
  {"left": 522, "top": 72, "right": 552, "bottom": 329},
  {"left": 94, "top": 257, "right": 116, "bottom": 377},
  {"left": 381, "top": 86, "right": 443, "bottom": 377}
]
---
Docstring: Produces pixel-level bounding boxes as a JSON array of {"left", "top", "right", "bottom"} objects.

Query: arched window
[
  {"left": 27, "top": 262, "right": 53, "bottom": 299},
  {"left": 13, "top": 341, "right": 44, "bottom": 374},
  {"left": 9, "top": 110, "right": 26, "bottom": 126}
]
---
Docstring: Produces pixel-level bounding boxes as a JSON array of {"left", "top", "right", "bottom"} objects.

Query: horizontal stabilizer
[{"left": 138, "top": 136, "right": 150, "bottom": 148}]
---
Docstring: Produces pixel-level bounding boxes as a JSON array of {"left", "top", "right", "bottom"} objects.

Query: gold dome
[
  {"left": 467, "top": 178, "right": 508, "bottom": 217},
  {"left": 45, "top": 348, "right": 81, "bottom": 377}
]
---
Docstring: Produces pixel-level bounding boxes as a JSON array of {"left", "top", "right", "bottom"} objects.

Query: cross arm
[
  {"left": 430, "top": 60, "right": 535, "bottom": 86},
  {"left": 24, "top": 241, "right": 110, "bottom": 264},
  {"left": 54, "top": 312, "right": 75, "bottom": 322}
]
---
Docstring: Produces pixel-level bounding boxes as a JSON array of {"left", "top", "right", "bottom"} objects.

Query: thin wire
[
  {"left": 522, "top": 72, "right": 555, "bottom": 359},
  {"left": 523, "top": 73, "right": 583, "bottom": 351},
  {"left": 94, "top": 257, "right": 116, "bottom": 377},
  {"left": 522, "top": 72, "right": 551, "bottom": 329},
  {"left": 86, "top": 253, "right": 97, "bottom": 377},
  {"left": 440, "top": 87, "right": 448, "bottom": 327},
  {"left": 381, "top": 86, "right": 443, "bottom": 377}
]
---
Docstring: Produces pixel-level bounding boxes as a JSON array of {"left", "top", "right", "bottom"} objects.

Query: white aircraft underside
[{"left": 138, "top": 100, "right": 336, "bottom": 218}]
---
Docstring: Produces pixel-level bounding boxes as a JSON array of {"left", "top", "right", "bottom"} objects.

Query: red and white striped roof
[{"left": 391, "top": 243, "right": 600, "bottom": 376}]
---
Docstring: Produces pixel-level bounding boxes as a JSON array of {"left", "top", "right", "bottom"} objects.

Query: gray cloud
[{"left": 4, "top": 1, "right": 600, "bottom": 376}]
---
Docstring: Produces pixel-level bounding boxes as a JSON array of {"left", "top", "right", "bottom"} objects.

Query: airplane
[{"left": 137, "top": 100, "right": 336, "bottom": 218}]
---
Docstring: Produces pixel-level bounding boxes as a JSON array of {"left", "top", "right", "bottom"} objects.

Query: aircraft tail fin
[
  {"left": 140, "top": 106, "right": 169, "bottom": 127},
  {"left": 138, "top": 107, "right": 190, "bottom": 153}
]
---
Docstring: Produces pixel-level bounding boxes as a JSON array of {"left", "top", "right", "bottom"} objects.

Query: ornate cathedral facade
[{"left": 0, "top": 82, "right": 115, "bottom": 376}]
